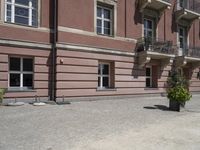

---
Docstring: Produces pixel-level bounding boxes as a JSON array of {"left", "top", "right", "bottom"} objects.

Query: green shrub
[
  {"left": 0, "top": 88, "right": 5, "bottom": 104},
  {"left": 167, "top": 85, "right": 192, "bottom": 105},
  {"left": 167, "top": 70, "right": 189, "bottom": 89}
]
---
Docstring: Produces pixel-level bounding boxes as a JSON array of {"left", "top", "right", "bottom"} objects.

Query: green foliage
[
  {"left": 167, "top": 70, "right": 189, "bottom": 88},
  {"left": 0, "top": 88, "right": 5, "bottom": 104},
  {"left": 167, "top": 86, "right": 192, "bottom": 104},
  {"left": 167, "top": 69, "right": 192, "bottom": 104}
]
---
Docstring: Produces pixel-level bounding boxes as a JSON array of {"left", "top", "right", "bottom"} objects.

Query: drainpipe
[
  {"left": 125, "top": 0, "right": 127, "bottom": 38},
  {"left": 51, "top": 0, "right": 57, "bottom": 101}
]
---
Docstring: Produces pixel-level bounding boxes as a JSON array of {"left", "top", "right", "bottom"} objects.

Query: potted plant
[
  {"left": 167, "top": 70, "right": 192, "bottom": 111},
  {"left": 0, "top": 88, "right": 5, "bottom": 105}
]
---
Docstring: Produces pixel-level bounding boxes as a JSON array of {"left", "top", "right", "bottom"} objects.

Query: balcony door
[
  {"left": 144, "top": 18, "right": 155, "bottom": 41},
  {"left": 178, "top": 26, "right": 187, "bottom": 56}
]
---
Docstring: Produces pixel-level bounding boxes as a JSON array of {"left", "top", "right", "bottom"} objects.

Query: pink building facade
[{"left": 0, "top": 0, "right": 200, "bottom": 102}]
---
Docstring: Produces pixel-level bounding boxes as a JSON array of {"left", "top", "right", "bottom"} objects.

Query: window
[
  {"left": 9, "top": 57, "right": 33, "bottom": 90},
  {"left": 5, "top": 0, "right": 38, "bottom": 27},
  {"left": 146, "top": 67, "right": 152, "bottom": 88},
  {"left": 98, "top": 63, "right": 110, "bottom": 88},
  {"left": 178, "top": 26, "right": 187, "bottom": 51},
  {"left": 179, "top": 0, "right": 185, "bottom": 8},
  {"left": 97, "top": 5, "right": 113, "bottom": 36},
  {"left": 144, "top": 18, "right": 154, "bottom": 41}
]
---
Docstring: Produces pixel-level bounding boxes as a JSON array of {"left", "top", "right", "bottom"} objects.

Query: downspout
[
  {"left": 51, "top": 0, "right": 57, "bottom": 101},
  {"left": 125, "top": 0, "right": 127, "bottom": 38}
]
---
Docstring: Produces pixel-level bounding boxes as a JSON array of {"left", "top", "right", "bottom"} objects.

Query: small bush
[
  {"left": 0, "top": 88, "right": 5, "bottom": 104},
  {"left": 167, "top": 85, "right": 192, "bottom": 105}
]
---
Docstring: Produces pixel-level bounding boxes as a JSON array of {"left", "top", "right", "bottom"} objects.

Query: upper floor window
[
  {"left": 144, "top": 18, "right": 155, "bottom": 40},
  {"left": 5, "top": 0, "right": 38, "bottom": 27},
  {"left": 97, "top": 5, "right": 113, "bottom": 36},
  {"left": 178, "top": 26, "right": 187, "bottom": 50}
]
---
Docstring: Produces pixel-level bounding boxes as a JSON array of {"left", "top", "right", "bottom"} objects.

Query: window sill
[
  {"left": 4, "top": 22, "right": 38, "bottom": 28},
  {"left": 7, "top": 88, "right": 36, "bottom": 93},
  {"left": 96, "top": 33, "right": 115, "bottom": 38},
  {"left": 144, "top": 87, "right": 159, "bottom": 90},
  {"left": 96, "top": 88, "right": 117, "bottom": 91}
]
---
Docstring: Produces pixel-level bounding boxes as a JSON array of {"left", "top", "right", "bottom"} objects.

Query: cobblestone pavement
[{"left": 0, "top": 95, "right": 200, "bottom": 150}]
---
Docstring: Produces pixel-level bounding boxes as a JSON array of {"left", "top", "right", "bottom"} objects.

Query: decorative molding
[
  {"left": 0, "top": 39, "right": 51, "bottom": 49},
  {"left": 58, "top": 26, "right": 137, "bottom": 42},
  {"left": 56, "top": 43, "right": 135, "bottom": 57},
  {"left": 0, "top": 21, "right": 51, "bottom": 33}
]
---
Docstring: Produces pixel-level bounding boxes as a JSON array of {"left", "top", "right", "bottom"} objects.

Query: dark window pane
[
  {"left": 15, "top": 16, "right": 29, "bottom": 25},
  {"left": 146, "top": 78, "right": 151, "bottom": 87},
  {"left": 23, "top": 58, "right": 33, "bottom": 71},
  {"left": 102, "top": 64, "right": 109, "bottom": 75},
  {"left": 179, "top": 0, "right": 184, "bottom": 7},
  {"left": 180, "top": 38, "right": 183, "bottom": 48},
  {"left": 104, "top": 9, "right": 110, "bottom": 19},
  {"left": 144, "top": 19, "right": 147, "bottom": 29},
  {"left": 147, "top": 31, "right": 152, "bottom": 38},
  {"left": 103, "top": 77, "right": 109, "bottom": 87},
  {"left": 98, "top": 64, "right": 101, "bottom": 74},
  {"left": 32, "top": 0, "right": 37, "bottom": 8},
  {"left": 15, "top": 0, "right": 29, "bottom": 5},
  {"left": 97, "top": 27, "right": 102, "bottom": 34},
  {"left": 147, "top": 20, "right": 152, "bottom": 29},
  {"left": 15, "top": 6, "right": 29, "bottom": 17},
  {"left": 97, "top": 19, "right": 102, "bottom": 27},
  {"left": 98, "top": 77, "right": 100, "bottom": 87},
  {"left": 179, "top": 28, "right": 183, "bottom": 36},
  {"left": 6, "top": 0, "right": 12, "bottom": 2},
  {"left": 7, "top": 4, "right": 11, "bottom": 10},
  {"left": 104, "top": 28, "right": 110, "bottom": 35},
  {"left": 10, "top": 73, "right": 20, "bottom": 87},
  {"left": 10, "top": 57, "right": 20, "bottom": 71},
  {"left": 97, "top": 7, "right": 102, "bottom": 17},
  {"left": 23, "top": 74, "right": 33, "bottom": 87},
  {"left": 32, "top": 9, "right": 37, "bottom": 26},
  {"left": 104, "top": 21, "right": 110, "bottom": 28},
  {"left": 146, "top": 68, "right": 151, "bottom": 76}
]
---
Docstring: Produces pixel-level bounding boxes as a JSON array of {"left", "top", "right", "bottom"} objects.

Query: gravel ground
[{"left": 0, "top": 95, "right": 200, "bottom": 150}]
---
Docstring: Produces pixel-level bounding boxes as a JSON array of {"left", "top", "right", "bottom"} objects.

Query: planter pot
[{"left": 169, "top": 100, "right": 185, "bottom": 112}]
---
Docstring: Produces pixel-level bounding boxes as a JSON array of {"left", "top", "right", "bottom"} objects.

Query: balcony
[
  {"left": 175, "top": 47, "right": 200, "bottom": 69},
  {"left": 138, "top": 0, "right": 171, "bottom": 13},
  {"left": 175, "top": 0, "right": 200, "bottom": 23},
  {"left": 136, "top": 37, "right": 176, "bottom": 67}
]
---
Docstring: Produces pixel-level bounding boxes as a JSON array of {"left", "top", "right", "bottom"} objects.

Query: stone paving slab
[{"left": 0, "top": 95, "right": 200, "bottom": 150}]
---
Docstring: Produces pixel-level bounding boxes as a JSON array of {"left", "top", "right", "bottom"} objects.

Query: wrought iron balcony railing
[
  {"left": 184, "top": 47, "right": 200, "bottom": 58},
  {"left": 176, "top": 0, "right": 200, "bottom": 14},
  {"left": 136, "top": 37, "right": 176, "bottom": 55}
]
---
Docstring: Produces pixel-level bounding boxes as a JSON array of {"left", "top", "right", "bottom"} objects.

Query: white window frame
[
  {"left": 146, "top": 66, "right": 152, "bottom": 88},
  {"left": 8, "top": 56, "right": 34, "bottom": 90},
  {"left": 98, "top": 62, "right": 110, "bottom": 88},
  {"left": 96, "top": 5, "right": 113, "bottom": 36},
  {"left": 5, "top": 0, "right": 37, "bottom": 26}
]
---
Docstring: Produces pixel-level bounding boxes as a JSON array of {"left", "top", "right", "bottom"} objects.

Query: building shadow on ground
[{"left": 143, "top": 105, "right": 170, "bottom": 111}]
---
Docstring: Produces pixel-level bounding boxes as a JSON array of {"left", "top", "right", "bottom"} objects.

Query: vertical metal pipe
[{"left": 51, "top": 0, "right": 57, "bottom": 101}]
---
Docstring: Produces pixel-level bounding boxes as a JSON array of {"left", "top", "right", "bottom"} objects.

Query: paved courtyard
[{"left": 0, "top": 95, "right": 200, "bottom": 150}]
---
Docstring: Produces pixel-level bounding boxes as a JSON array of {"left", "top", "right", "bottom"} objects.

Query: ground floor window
[
  {"left": 146, "top": 66, "right": 152, "bottom": 88},
  {"left": 9, "top": 57, "right": 33, "bottom": 90},
  {"left": 98, "top": 62, "right": 110, "bottom": 88},
  {"left": 146, "top": 65, "right": 158, "bottom": 88}
]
